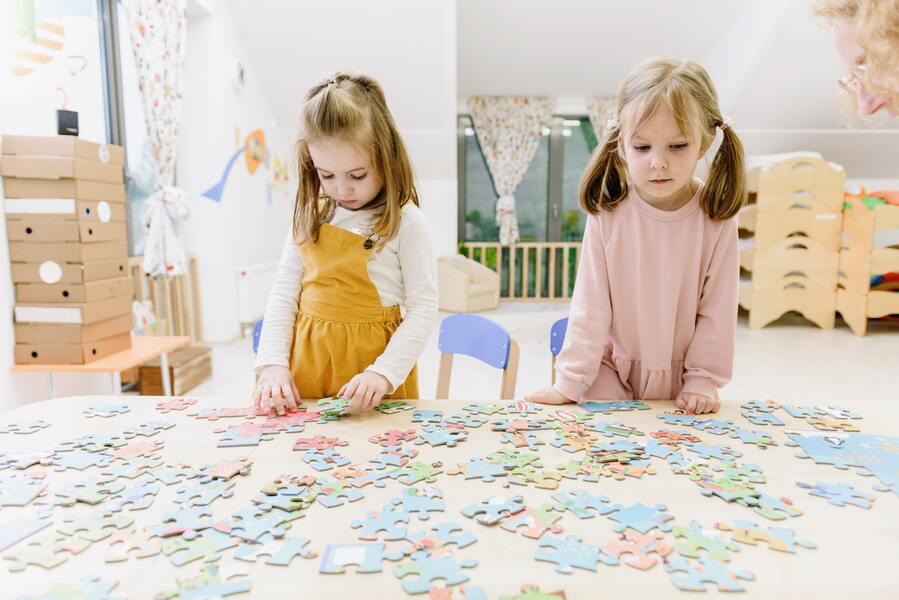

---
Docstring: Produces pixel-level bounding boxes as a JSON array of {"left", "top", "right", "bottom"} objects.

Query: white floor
[{"left": 189, "top": 303, "right": 899, "bottom": 407}]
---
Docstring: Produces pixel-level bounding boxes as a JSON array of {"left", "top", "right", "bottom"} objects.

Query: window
[
  {"left": 458, "top": 114, "right": 549, "bottom": 242},
  {"left": 97, "top": 0, "right": 159, "bottom": 256},
  {"left": 458, "top": 114, "right": 595, "bottom": 244}
]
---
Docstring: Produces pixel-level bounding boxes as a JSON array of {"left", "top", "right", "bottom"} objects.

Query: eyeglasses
[{"left": 837, "top": 64, "right": 868, "bottom": 93}]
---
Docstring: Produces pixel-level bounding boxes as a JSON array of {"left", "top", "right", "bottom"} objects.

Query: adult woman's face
[{"left": 832, "top": 19, "right": 897, "bottom": 117}]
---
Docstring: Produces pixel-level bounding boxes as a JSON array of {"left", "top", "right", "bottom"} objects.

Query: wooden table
[
  {"left": 0, "top": 395, "right": 896, "bottom": 599},
  {"left": 11, "top": 335, "right": 191, "bottom": 398}
]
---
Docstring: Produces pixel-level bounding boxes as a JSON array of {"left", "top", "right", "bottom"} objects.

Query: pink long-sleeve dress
[{"left": 553, "top": 182, "right": 739, "bottom": 403}]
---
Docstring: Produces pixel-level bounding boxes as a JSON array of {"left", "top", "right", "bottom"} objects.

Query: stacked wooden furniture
[
  {"left": 837, "top": 192, "right": 899, "bottom": 335},
  {"left": 738, "top": 154, "right": 845, "bottom": 329},
  {"left": 2, "top": 135, "right": 133, "bottom": 364}
]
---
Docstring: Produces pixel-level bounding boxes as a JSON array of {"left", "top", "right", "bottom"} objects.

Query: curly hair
[{"left": 813, "top": 0, "right": 899, "bottom": 107}]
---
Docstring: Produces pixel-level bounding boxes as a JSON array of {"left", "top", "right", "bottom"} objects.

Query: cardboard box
[
  {"left": 1, "top": 135, "right": 124, "bottom": 165},
  {"left": 10, "top": 257, "right": 130, "bottom": 284},
  {"left": 15, "top": 294, "right": 132, "bottom": 325},
  {"left": 9, "top": 239, "right": 128, "bottom": 263},
  {"left": 0, "top": 156, "right": 122, "bottom": 184},
  {"left": 16, "top": 276, "right": 133, "bottom": 303},
  {"left": 4, "top": 198, "right": 126, "bottom": 222},
  {"left": 6, "top": 219, "right": 127, "bottom": 243},
  {"left": 140, "top": 345, "right": 212, "bottom": 396},
  {"left": 15, "top": 312, "right": 133, "bottom": 344},
  {"left": 2, "top": 178, "right": 126, "bottom": 202},
  {"left": 15, "top": 332, "right": 132, "bottom": 365}
]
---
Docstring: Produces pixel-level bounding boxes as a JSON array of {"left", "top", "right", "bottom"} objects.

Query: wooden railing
[
  {"left": 128, "top": 255, "right": 202, "bottom": 341},
  {"left": 460, "top": 242, "right": 582, "bottom": 300}
]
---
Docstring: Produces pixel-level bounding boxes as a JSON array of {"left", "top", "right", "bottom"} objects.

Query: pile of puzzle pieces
[{"left": 0, "top": 395, "right": 895, "bottom": 598}]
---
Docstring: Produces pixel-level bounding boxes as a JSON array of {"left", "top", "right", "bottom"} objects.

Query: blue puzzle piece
[
  {"left": 402, "top": 521, "right": 477, "bottom": 552},
  {"left": 608, "top": 502, "right": 673, "bottom": 533},
  {"left": 535, "top": 533, "right": 616, "bottom": 574},
  {"left": 742, "top": 410, "right": 785, "bottom": 426},
  {"left": 581, "top": 400, "right": 650, "bottom": 414},
  {"left": 460, "top": 495, "right": 525, "bottom": 525},
  {"left": 83, "top": 403, "right": 131, "bottom": 418},
  {"left": 414, "top": 425, "right": 468, "bottom": 448},
  {"left": 387, "top": 486, "right": 445, "bottom": 521},
  {"left": 448, "top": 458, "right": 508, "bottom": 483},
  {"left": 412, "top": 410, "right": 443, "bottom": 424},
  {"left": 665, "top": 556, "right": 754, "bottom": 592},
  {"left": 302, "top": 449, "right": 350, "bottom": 472},
  {"left": 319, "top": 542, "right": 395, "bottom": 573},
  {"left": 685, "top": 442, "right": 742, "bottom": 461},
  {"left": 444, "top": 413, "right": 488, "bottom": 428},
  {"left": 796, "top": 481, "right": 874, "bottom": 508},
  {"left": 692, "top": 419, "right": 735, "bottom": 435},
  {"left": 394, "top": 553, "right": 478, "bottom": 593},
  {"left": 551, "top": 489, "right": 616, "bottom": 519},
  {"left": 657, "top": 413, "right": 696, "bottom": 426},
  {"left": 352, "top": 509, "right": 411, "bottom": 540},
  {"left": 0, "top": 419, "right": 51, "bottom": 434}
]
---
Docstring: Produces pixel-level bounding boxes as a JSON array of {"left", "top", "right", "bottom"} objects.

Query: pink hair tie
[
  {"left": 719, "top": 116, "right": 733, "bottom": 131},
  {"left": 605, "top": 118, "right": 620, "bottom": 131}
]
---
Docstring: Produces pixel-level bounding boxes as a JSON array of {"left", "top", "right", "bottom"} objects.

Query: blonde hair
[
  {"left": 294, "top": 72, "right": 418, "bottom": 247},
  {"left": 813, "top": 0, "right": 899, "bottom": 108},
  {"left": 579, "top": 58, "right": 746, "bottom": 221}
]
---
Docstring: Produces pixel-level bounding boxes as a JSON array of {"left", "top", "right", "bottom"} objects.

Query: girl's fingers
[
  {"left": 280, "top": 384, "right": 297, "bottom": 412},
  {"left": 352, "top": 383, "right": 368, "bottom": 409},
  {"left": 363, "top": 387, "right": 378, "bottom": 410}
]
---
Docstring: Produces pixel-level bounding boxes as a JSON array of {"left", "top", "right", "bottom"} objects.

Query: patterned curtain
[
  {"left": 468, "top": 96, "right": 555, "bottom": 245},
  {"left": 587, "top": 96, "right": 618, "bottom": 143},
  {"left": 123, "top": 0, "right": 190, "bottom": 277}
]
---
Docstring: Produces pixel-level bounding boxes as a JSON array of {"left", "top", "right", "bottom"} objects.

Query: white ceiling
[
  {"left": 457, "top": 0, "right": 746, "bottom": 97},
  {"left": 223, "top": 0, "right": 898, "bottom": 179}
]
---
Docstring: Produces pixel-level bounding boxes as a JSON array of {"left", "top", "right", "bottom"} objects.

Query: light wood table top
[{"left": 0, "top": 395, "right": 896, "bottom": 599}]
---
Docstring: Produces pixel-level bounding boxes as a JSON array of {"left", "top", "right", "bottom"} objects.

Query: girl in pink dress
[{"left": 527, "top": 58, "right": 746, "bottom": 414}]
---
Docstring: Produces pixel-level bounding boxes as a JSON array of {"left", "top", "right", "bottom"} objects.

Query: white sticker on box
[
  {"left": 38, "top": 261, "right": 63, "bottom": 284},
  {"left": 816, "top": 214, "right": 838, "bottom": 221},
  {"left": 98, "top": 145, "right": 110, "bottom": 164},
  {"left": 4, "top": 199, "right": 76, "bottom": 215},
  {"left": 14, "top": 305, "right": 82, "bottom": 324},
  {"left": 97, "top": 201, "right": 112, "bottom": 223}
]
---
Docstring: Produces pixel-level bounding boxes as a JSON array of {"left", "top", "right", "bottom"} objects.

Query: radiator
[{"left": 236, "top": 263, "right": 277, "bottom": 327}]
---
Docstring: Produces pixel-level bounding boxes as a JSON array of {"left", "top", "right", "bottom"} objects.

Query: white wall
[
  {"left": 176, "top": 1, "right": 294, "bottom": 344},
  {"left": 223, "top": 0, "right": 459, "bottom": 257},
  {"left": 0, "top": 3, "right": 114, "bottom": 410}
]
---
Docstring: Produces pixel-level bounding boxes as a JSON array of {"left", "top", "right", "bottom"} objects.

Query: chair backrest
[
  {"left": 550, "top": 317, "right": 568, "bottom": 357},
  {"left": 435, "top": 313, "right": 519, "bottom": 399},
  {"left": 252, "top": 319, "right": 263, "bottom": 354},
  {"left": 550, "top": 317, "right": 568, "bottom": 384}
]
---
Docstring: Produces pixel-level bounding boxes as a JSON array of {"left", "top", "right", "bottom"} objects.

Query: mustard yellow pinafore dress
[{"left": 288, "top": 224, "right": 418, "bottom": 399}]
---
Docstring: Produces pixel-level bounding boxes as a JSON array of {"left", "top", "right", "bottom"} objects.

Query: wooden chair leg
[
  {"left": 551, "top": 356, "right": 556, "bottom": 385},
  {"left": 435, "top": 352, "right": 453, "bottom": 400},
  {"left": 500, "top": 339, "right": 520, "bottom": 400}
]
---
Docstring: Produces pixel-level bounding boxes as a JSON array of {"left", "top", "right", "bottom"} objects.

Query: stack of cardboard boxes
[{"left": 2, "top": 135, "right": 134, "bottom": 364}]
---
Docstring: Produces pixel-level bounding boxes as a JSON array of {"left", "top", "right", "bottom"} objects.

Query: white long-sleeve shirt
[{"left": 254, "top": 203, "right": 438, "bottom": 392}]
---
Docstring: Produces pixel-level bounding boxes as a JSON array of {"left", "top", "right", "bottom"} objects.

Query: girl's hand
[
  {"left": 252, "top": 365, "right": 300, "bottom": 415},
  {"left": 524, "top": 387, "right": 574, "bottom": 406},
  {"left": 676, "top": 392, "right": 720, "bottom": 414},
  {"left": 340, "top": 371, "right": 390, "bottom": 411}
]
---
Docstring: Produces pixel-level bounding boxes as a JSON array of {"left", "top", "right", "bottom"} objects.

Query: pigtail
[
  {"left": 701, "top": 124, "right": 747, "bottom": 221},
  {"left": 578, "top": 128, "right": 629, "bottom": 215}
]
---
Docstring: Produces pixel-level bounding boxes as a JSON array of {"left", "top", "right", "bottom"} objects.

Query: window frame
[{"left": 458, "top": 112, "right": 592, "bottom": 244}]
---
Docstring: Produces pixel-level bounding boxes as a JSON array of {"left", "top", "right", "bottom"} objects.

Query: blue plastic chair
[
  {"left": 252, "top": 319, "right": 263, "bottom": 354},
  {"left": 435, "top": 313, "right": 520, "bottom": 400},
  {"left": 550, "top": 317, "right": 568, "bottom": 384}
]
